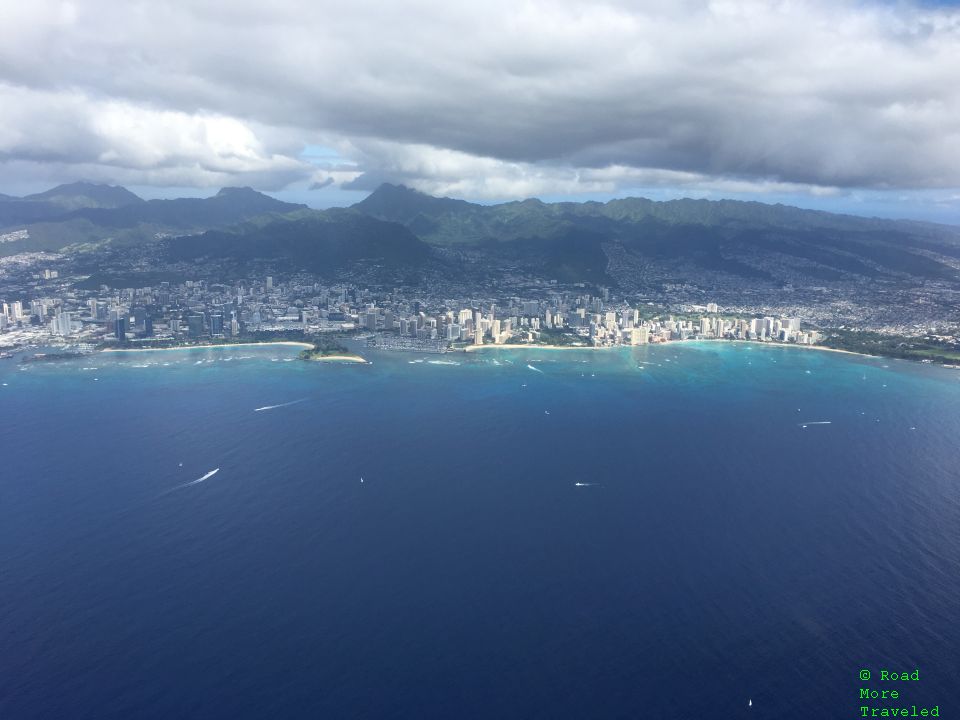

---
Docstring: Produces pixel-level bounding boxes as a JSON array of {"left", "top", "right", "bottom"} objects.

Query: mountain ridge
[
  {"left": 350, "top": 183, "right": 960, "bottom": 286},
  {"left": 23, "top": 181, "right": 144, "bottom": 211},
  {"left": 0, "top": 185, "right": 306, "bottom": 255},
  {"left": 354, "top": 183, "right": 960, "bottom": 241},
  {"left": 2, "top": 180, "right": 959, "bottom": 290}
]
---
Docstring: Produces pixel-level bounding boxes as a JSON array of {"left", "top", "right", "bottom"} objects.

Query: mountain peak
[
  {"left": 215, "top": 186, "right": 264, "bottom": 198},
  {"left": 25, "top": 181, "right": 143, "bottom": 210},
  {"left": 370, "top": 182, "right": 425, "bottom": 196},
  {"left": 354, "top": 183, "right": 476, "bottom": 224}
]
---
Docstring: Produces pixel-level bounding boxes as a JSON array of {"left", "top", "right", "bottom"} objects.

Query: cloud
[
  {"left": 339, "top": 138, "right": 847, "bottom": 200},
  {"left": 0, "top": 84, "right": 310, "bottom": 190},
  {"left": 308, "top": 178, "right": 335, "bottom": 191},
  {"left": 0, "top": 0, "right": 958, "bottom": 200}
]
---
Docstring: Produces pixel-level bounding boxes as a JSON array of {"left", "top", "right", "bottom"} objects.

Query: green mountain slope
[
  {"left": 165, "top": 210, "right": 436, "bottom": 277},
  {"left": 352, "top": 184, "right": 960, "bottom": 284},
  {"left": 0, "top": 185, "right": 306, "bottom": 256},
  {"left": 23, "top": 181, "right": 144, "bottom": 211}
]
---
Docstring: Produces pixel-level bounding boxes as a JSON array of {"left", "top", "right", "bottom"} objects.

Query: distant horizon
[{"left": 4, "top": 179, "right": 958, "bottom": 228}]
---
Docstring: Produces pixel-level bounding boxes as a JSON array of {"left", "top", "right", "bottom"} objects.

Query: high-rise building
[
  {"left": 56, "top": 311, "right": 73, "bottom": 336},
  {"left": 133, "top": 306, "right": 147, "bottom": 330},
  {"left": 266, "top": 276, "right": 273, "bottom": 290},
  {"left": 187, "top": 314, "right": 205, "bottom": 337},
  {"left": 210, "top": 313, "right": 224, "bottom": 337},
  {"left": 114, "top": 317, "right": 126, "bottom": 341}
]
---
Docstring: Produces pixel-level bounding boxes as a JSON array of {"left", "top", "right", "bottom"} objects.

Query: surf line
[{"left": 254, "top": 398, "right": 307, "bottom": 412}]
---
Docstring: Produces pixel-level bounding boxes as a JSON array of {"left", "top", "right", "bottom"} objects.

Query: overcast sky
[{"left": 1, "top": 0, "right": 959, "bottom": 222}]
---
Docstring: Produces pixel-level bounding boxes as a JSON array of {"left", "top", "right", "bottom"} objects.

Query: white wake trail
[
  {"left": 157, "top": 468, "right": 221, "bottom": 498},
  {"left": 254, "top": 398, "right": 307, "bottom": 412},
  {"left": 185, "top": 468, "right": 220, "bottom": 486},
  {"left": 527, "top": 364, "right": 544, "bottom": 373}
]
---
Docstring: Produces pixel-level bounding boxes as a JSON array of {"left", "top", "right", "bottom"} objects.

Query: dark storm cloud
[{"left": 0, "top": 0, "right": 958, "bottom": 198}]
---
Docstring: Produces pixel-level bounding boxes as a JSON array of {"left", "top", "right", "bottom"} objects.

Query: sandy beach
[
  {"left": 464, "top": 343, "right": 596, "bottom": 353},
  {"left": 309, "top": 354, "right": 368, "bottom": 363},
  {"left": 463, "top": 338, "right": 877, "bottom": 360}
]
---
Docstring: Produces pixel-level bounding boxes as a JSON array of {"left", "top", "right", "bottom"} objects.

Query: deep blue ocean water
[{"left": 1, "top": 342, "right": 959, "bottom": 719}]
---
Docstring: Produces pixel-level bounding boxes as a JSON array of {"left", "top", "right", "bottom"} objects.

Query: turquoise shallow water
[{"left": 1, "top": 342, "right": 959, "bottom": 719}]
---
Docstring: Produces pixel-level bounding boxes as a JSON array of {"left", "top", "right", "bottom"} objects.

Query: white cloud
[
  {"left": 0, "top": 0, "right": 958, "bottom": 202},
  {"left": 0, "top": 84, "right": 309, "bottom": 189},
  {"left": 340, "top": 140, "right": 846, "bottom": 200}
]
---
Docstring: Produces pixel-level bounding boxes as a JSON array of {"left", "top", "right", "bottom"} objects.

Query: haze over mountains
[
  {"left": 3, "top": 181, "right": 960, "bottom": 290},
  {"left": 0, "top": 183, "right": 305, "bottom": 253}
]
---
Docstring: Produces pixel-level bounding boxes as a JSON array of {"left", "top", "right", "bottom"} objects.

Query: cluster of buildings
[
  {"left": 0, "top": 275, "right": 819, "bottom": 353},
  {"left": 366, "top": 299, "right": 819, "bottom": 348},
  {"left": 2, "top": 276, "right": 325, "bottom": 348}
]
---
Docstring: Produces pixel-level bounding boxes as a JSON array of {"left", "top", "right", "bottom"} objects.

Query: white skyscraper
[{"left": 56, "top": 311, "right": 73, "bottom": 336}]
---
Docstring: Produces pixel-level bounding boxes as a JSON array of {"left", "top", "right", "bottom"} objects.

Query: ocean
[{"left": 1, "top": 342, "right": 958, "bottom": 719}]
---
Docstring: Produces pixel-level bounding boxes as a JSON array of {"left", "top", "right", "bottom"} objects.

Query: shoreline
[
  {"left": 693, "top": 338, "right": 873, "bottom": 359},
  {"left": 100, "top": 341, "right": 314, "bottom": 354},
  {"left": 308, "top": 354, "right": 368, "bottom": 363},
  {"left": 464, "top": 343, "right": 599, "bottom": 353},
  {"left": 73, "top": 337, "right": 955, "bottom": 369},
  {"left": 463, "top": 338, "right": 880, "bottom": 361}
]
